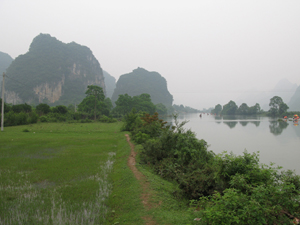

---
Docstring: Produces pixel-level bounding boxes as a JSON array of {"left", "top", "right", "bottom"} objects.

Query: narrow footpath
[{"left": 125, "top": 134, "right": 157, "bottom": 225}]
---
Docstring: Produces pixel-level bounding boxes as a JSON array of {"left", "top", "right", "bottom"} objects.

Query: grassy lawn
[{"left": 1, "top": 122, "right": 197, "bottom": 225}]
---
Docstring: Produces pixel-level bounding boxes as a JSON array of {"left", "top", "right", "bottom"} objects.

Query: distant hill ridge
[
  {"left": 0, "top": 51, "right": 13, "bottom": 83},
  {"left": 289, "top": 85, "right": 300, "bottom": 111},
  {"left": 111, "top": 67, "right": 173, "bottom": 107},
  {"left": 236, "top": 78, "right": 298, "bottom": 110},
  {"left": 4, "top": 33, "right": 106, "bottom": 105}
]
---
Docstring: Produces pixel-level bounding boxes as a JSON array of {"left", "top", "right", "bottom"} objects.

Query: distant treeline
[
  {"left": 1, "top": 85, "right": 201, "bottom": 127},
  {"left": 173, "top": 104, "right": 201, "bottom": 114},
  {"left": 211, "top": 96, "right": 294, "bottom": 117}
]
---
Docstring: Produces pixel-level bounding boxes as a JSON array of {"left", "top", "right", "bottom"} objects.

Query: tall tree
[
  {"left": 237, "top": 103, "right": 249, "bottom": 115},
  {"left": 212, "top": 104, "right": 222, "bottom": 115},
  {"left": 221, "top": 100, "right": 238, "bottom": 115},
  {"left": 269, "top": 96, "right": 288, "bottom": 116},
  {"left": 81, "top": 85, "right": 105, "bottom": 120}
]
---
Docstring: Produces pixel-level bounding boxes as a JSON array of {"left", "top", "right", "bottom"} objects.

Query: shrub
[
  {"left": 28, "top": 112, "right": 38, "bottom": 124},
  {"left": 40, "top": 116, "right": 48, "bottom": 122},
  {"left": 98, "top": 115, "right": 117, "bottom": 123},
  {"left": 121, "top": 108, "right": 140, "bottom": 131},
  {"left": 193, "top": 172, "right": 300, "bottom": 224},
  {"left": 80, "top": 118, "right": 92, "bottom": 123},
  {"left": 52, "top": 105, "right": 68, "bottom": 114}
]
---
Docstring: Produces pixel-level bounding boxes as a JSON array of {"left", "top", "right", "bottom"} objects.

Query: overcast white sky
[{"left": 1, "top": 0, "right": 300, "bottom": 109}]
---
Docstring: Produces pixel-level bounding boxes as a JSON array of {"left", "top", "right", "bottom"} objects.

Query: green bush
[
  {"left": 28, "top": 112, "right": 38, "bottom": 124},
  {"left": 121, "top": 108, "right": 140, "bottom": 131},
  {"left": 40, "top": 116, "right": 48, "bottom": 122},
  {"left": 193, "top": 171, "right": 300, "bottom": 224},
  {"left": 126, "top": 112, "right": 300, "bottom": 223},
  {"left": 98, "top": 115, "right": 117, "bottom": 123},
  {"left": 133, "top": 131, "right": 150, "bottom": 144},
  {"left": 80, "top": 118, "right": 92, "bottom": 123}
]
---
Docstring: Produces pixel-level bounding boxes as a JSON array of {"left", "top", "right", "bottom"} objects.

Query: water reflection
[
  {"left": 212, "top": 115, "right": 293, "bottom": 135},
  {"left": 240, "top": 121, "right": 248, "bottom": 127},
  {"left": 250, "top": 121, "right": 260, "bottom": 127},
  {"left": 269, "top": 120, "right": 289, "bottom": 136},
  {"left": 166, "top": 113, "right": 300, "bottom": 174},
  {"left": 223, "top": 121, "right": 238, "bottom": 129},
  {"left": 214, "top": 115, "right": 261, "bottom": 128}
]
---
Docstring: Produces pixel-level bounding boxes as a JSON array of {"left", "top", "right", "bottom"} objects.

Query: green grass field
[{"left": 0, "top": 122, "right": 197, "bottom": 225}]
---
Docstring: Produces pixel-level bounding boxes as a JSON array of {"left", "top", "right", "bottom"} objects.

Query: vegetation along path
[{"left": 125, "top": 134, "right": 157, "bottom": 225}]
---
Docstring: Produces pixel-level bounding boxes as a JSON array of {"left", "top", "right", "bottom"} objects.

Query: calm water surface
[{"left": 166, "top": 113, "right": 300, "bottom": 174}]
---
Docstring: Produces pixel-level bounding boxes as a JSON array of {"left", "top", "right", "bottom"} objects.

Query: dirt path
[{"left": 125, "top": 134, "right": 157, "bottom": 225}]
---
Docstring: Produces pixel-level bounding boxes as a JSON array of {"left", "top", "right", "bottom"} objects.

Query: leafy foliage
[
  {"left": 173, "top": 104, "right": 200, "bottom": 114},
  {"left": 221, "top": 100, "right": 238, "bottom": 115},
  {"left": 77, "top": 85, "right": 111, "bottom": 120},
  {"left": 211, "top": 104, "right": 222, "bottom": 115},
  {"left": 4, "top": 111, "right": 38, "bottom": 126},
  {"left": 36, "top": 103, "right": 51, "bottom": 115},
  {"left": 112, "top": 93, "right": 156, "bottom": 117},
  {"left": 269, "top": 96, "right": 289, "bottom": 116},
  {"left": 0, "top": 98, "right": 12, "bottom": 113},
  {"left": 52, "top": 105, "right": 68, "bottom": 114},
  {"left": 123, "top": 112, "right": 300, "bottom": 223},
  {"left": 215, "top": 101, "right": 261, "bottom": 115},
  {"left": 11, "top": 103, "right": 32, "bottom": 113}
]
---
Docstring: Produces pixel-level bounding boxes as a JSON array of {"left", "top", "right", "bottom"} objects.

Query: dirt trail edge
[{"left": 125, "top": 134, "right": 157, "bottom": 225}]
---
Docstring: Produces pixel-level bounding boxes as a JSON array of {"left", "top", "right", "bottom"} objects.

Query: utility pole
[{"left": 1, "top": 72, "right": 5, "bottom": 131}]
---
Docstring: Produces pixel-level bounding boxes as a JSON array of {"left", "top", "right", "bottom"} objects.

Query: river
[{"left": 165, "top": 113, "right": 300, "bottom": 174}]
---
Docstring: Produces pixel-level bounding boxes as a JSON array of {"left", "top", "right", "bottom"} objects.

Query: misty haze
[{"left": 1, "top": 1, "right": 300, "bottom": 224}]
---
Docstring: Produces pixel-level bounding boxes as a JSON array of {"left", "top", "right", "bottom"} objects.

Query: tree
[
  {"left": 11, "top": 103, "right": 32, "bottom": 113},
  {"left": 249, "top": 103, "right": 261, "bottom": 115},
  {"left": 237, "top": 103, "right": 249, "bottom": 115},
  {"left": 104, "top": 98, "right": 113, "bottom": 112},
  {"left": 113, "top": 93, "right": 156, "bottom": 116},
  {"left": 52, "top": 105, "right": 68, "bottom": 114},
  {"left": 269, "top": 96, "right": 289, "bottom": 116},
  {"left": 221, "top": 100, "right": 238, "bottom": 115},
  {"left": 155, "top": 103, "right": 167, "bottom": 115},
  {"left": 279, "top": 102, "right": 289, "bottom": 116},
  {"left": 212, "top": 104, "right": 222, "bottom": 115},
  {"left": 0, "top": 99, "right": 12, "bottom": 113},
  {"left": 84, "top": 85, "right": 105, "bottom": 120},
  {"left": 114, "top": 94, "right": 133, "bottom": 116},
  {"left": 36, "top": 103, "right": 51, "bottom": 115},
  {"left": 132, "top": 94, "right": 156, "bottom": 114}
]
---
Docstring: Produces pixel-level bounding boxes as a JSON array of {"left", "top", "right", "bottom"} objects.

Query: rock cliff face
[
  {"left": 33, "top": 75, "right": 65, "bottom": 103},
  {"left": 5, "top": 34, "right": 105, "bottom": 105},
  {"left": 111, "top": 67, "right": 173, "bottom": 107}
]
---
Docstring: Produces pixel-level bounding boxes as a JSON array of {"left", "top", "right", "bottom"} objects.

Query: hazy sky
[{"left": 1, "top": 0, "right": 300, "bottom": 109}]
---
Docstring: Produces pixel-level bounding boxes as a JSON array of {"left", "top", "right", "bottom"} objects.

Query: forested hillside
[
  {"left": 103, "top": 70, "right": 116, "bottom": 99},
  {"left": 111, "top": 67, "right": 173, "bottom": 107},
  {"left": 5, "top": 33, "right": 105, "bottom": 106},
  {"left": 289, "top": 85, "right": 300, "bottom": 111},
  {"left": 0, "top": 51, "right": 13, "bottom": 83}
]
